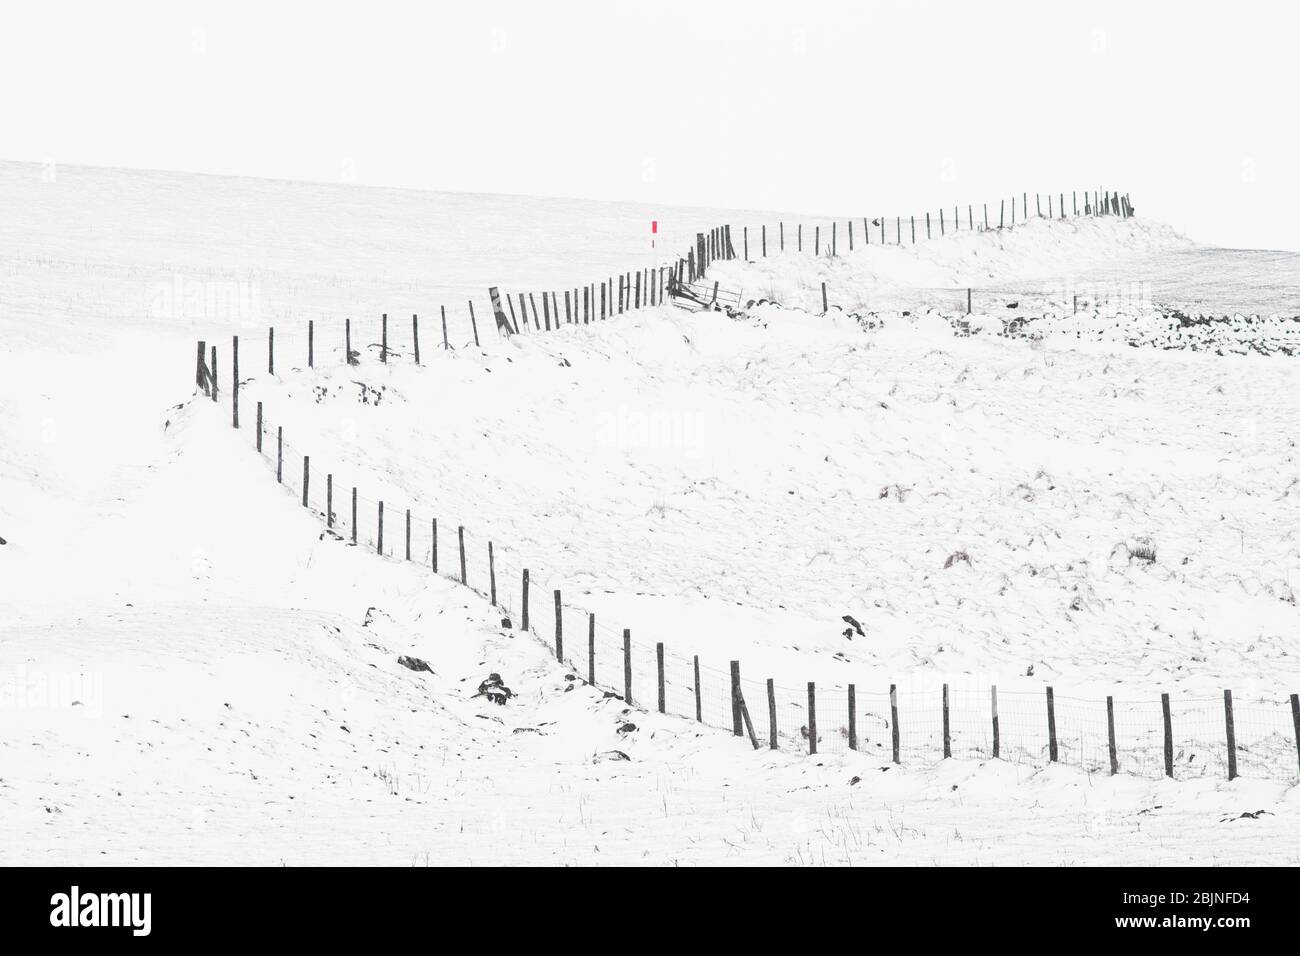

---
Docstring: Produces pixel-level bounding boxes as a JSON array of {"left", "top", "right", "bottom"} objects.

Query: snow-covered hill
[{"left": 2, "top": 163, "right": 1298, "bottom": 865}]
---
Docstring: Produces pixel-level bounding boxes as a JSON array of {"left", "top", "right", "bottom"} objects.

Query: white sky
[{"left": 2, "top": 0, "right": 1295, "bottom": 250}]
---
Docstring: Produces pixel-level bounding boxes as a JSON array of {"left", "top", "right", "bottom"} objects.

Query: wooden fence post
[
  {"left": 521, "top": 569, "right": 529, "bottom": 630},
  {"left": 847, "top": 683, "right": 857, "bottom": 750},
  {"left": 767, "top": 678, "right": 777, "bottom": 749},
  {"left": 821, "top": 282, "right": 828, "bottom": 313},
  {"left": 404, "top": 509, "right": 411, "bottom": 561},
  {"left": 942, "top": 683, "right": 951, "bottom": 758},
  {"left": 807, "top": 682, "right": 817, "bottom": 755},
  {"left": 268, "top": 326, "right": 274, "bottom": 375},
  {"left": 553, "top": 590, "right": 563, "bottom": 661},
  {"left": 588, "top": 614, "right": 596, "bottom": 684},
  {"left": 255, "top": 401, "right": 262, "bottom": 451},
  {"left": 431, "top": 519, "right": 438, "bottom": 573},
  {"left": 209, "top": 345, "right": 218, "bottom": 402},
  {"left": 308, "top": 319, "right": 314, "bottom": 368},
  {"left": 815, "top": 225, "right": 820, "bottom": 256},
  {"left": 231, "top": 335, "right": 239, "bottom": 428},
  {"left": 326, "top": 474, "right": 333, "bottom": 528},
  {"left": 412, "top": 314, "right": 420, "bottom": 364},
  {"left": 468, "top": 299, "right": 479, "bottom": 346},
  {"left": 301, "top": 456, "right": 309, "bottom": 508},
  {"left": 488, "top": 542, "right": 496, "bottom": 605},
  {"left": 743, "top": 226, "right": 748, "bottom": 261},
  {"left": 1223, "top": 689, "right": 1237, "bottom": 781},
  {"left": 730, "top": 661, "right": 742, "bottom": 736},
  {"left": 890, "top": 683, "right": 900, "bottom": 763},
  {"left": 762, "top": 223, "right": 767, "bottom": 257},
  {"left": 693, "top": 655, "right": 702, "bottom": 721},
  {"left": 623, "top": 629, "right": 633, "bottom": 705},
  {"left": 276, "top": 426, "right": 282, "bottom": 482},
  {"left": 458, "top": 525, "right": 466, "bottom": 584},
  {"left": 1107, "top": 695, "right": 1118, "bottom": 775},
  {"left": 441, "top": 306, "right": 449, "bottom": 349},
  {"left": 351, "top": 488, "right": 357, "bottom": 545},
  {"left": 196, "top": 340, "right": 208, "bottom": 395},
  {"left": 381, "top": 314, "right": 387, "bottom": 363},
  {"left": 1047, "top": 686, "right": 1058, "bottom": 762},
  {"left": 656, "top": 642, "right": 665, "bottom": 713},
  {"left": 991, "top": 685, "right": 1000, "bottom": 758},
  {"left": 377, "top": 500, "right": 384, "bottom": 555},
  {"left": 1291, "top": 694, "right": 1300, "bottom": 775},
  {"left": 1162, "top": 692, "right": 1174, "bottom": 778},
  {"left": 345, "top": 318, "right": 353, "bottom": 365}
]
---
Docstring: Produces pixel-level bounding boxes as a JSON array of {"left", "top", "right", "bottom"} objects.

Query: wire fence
[
  {"left": 204, "top": 387, "right": 1300, "bottom": 784},
  {"left": 190, "top": 185, "right": 1300, "bottom": 783}
]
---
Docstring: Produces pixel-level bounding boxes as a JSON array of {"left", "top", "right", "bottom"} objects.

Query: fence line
[
  {"left": 189, "top": 185, "right": 1300, "bottom": 782},
  {"left": 200, "top": 377, "right": 1300, "bottom": 782},
  {"left": 201, "top": 187, "right": 1134, "bottom": 377}
]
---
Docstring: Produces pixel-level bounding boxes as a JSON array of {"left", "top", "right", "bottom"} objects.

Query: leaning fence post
[
  {"left": 656, "top": 643, "right": 665, "bottom": 713},
  {"left": 412, "top": 314, "right": 420, "bottom": 364},
  {"left": 623, "top": 629, "right": 633, "bottom": 705},
  {"left": 890, "top": 683, "right": 900, "bottom": 763},
  {"left": 196, "top": 340, "right": 208, "bottom": 395},
  {"left": 806, "top": 682, "right": 817, "bottom": 755},
  {"left": 991, "top": 684, "right": 1000, "bottom": 758},
  {"left": 1047, "top": 686, "right": 1058, "bottom": 762},
  {"left": 301, "top": 456, "right": 309, "bottom": 508},
  {"left": 588, "top": 614, "right": 596, "bottom": 684},
  {"left": 1107, "top": 695, "right": 1118, "bottom": 775},
  {"left": 847, "top": 683, "right": 857, "bottom": 751},
  {"left": 488, "top": 542, "right": 496, "bottom": 605},
  {"left": 1161, "top": 692, "right": 1174, "bottom": 778},
  {"left": 441, "top": 306, "right": 450, "bottom": 350},
  {"left": 458, "top": 526, "right": 466, "bottom": 584},
  {"left": 730, "top": 661, "right": 742, "bottom": 736},
  {"left": 1223, "top": 689, "right": 1237, "bottom": 781},
  {"left": 553, "top": 590, "right": 563, "bottom": 661},
  {"left": 693, "top": 655, "right": 702, "bottom": 721},
  {"left": 942, "top": 683, "right": 951, "bottom": 758},
  {"left": 521, "top": 569, "right": 529, "bottom": 630},
  {"left": 767, "top": 678, "right": 777, "bottom": 749},
  {"left": 468, "top": 300, "right": 480, "bottom": 346}
]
